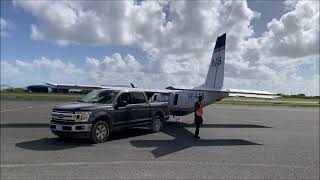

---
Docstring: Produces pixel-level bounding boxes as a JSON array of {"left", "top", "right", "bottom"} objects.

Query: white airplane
[{"left": 47, "top": 33, "right": 278, "bottom": 116}]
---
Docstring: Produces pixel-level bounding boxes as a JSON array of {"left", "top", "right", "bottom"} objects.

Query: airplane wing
[
  {"left": 195, "top": 87, "right": 279, "bottom": 99},
  {"left": 46, "top": 83, "right": 105, "bottom": 90},
  {"left": 45, "top": 82, "right": 171, "bottom": 93},
  {"left": 167, "top": 86, "right": 279, "bottom": 99},
  {"left": 223, "top": 88, "right": 279, "bottom": 99}
]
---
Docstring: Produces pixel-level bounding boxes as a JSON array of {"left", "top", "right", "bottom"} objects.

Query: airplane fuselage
[{"left": 168, "top": 90, "right": 229, "bottom": 116}]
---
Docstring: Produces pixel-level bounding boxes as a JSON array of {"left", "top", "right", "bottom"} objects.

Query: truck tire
[
  {"left": 150, "top": 115, "right": 164, "bottom": 133},
  {"left": 90, "top": 120, "right": 110, "bottom": 143}
]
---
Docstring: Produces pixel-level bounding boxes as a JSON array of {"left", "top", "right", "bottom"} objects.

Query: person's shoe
[{"left": 194, "top": 136, "right": 200, "bottom": 139}]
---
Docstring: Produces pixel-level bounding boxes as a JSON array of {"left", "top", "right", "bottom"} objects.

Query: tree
[{"left": 297, "top": 93, "right": 306, "bottom": 97}]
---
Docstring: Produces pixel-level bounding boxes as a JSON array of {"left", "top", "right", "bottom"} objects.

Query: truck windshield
[{"left": 79, "top": 90, "right": 119, "bottom": 103}]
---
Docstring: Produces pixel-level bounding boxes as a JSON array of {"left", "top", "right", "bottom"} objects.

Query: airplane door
[{"left": 174, "top": 94, "right": 179, "bottom": 106}]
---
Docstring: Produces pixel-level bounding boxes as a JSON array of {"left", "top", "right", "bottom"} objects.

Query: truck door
[
  {"left": 129, "top": 92, "right": 150, "bottom": 124},
  {"left": 112, "top": 93, "right": 134, "bottom": 127}
]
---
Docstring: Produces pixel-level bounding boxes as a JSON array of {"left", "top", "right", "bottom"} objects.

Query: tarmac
[{"left": 1, "top": 100, "right": 319, "bottom": 179}]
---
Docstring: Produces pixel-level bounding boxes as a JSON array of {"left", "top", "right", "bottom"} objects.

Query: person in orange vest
[{"left": 194, "top": 95, "right": 204, "bottom": 138}]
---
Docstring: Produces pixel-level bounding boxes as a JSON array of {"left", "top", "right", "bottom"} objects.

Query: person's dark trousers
[{"left": 194, "top": 116, "right": 203, "bottom": 137}]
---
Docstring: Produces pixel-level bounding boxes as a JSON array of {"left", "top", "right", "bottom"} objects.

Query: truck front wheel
[
  {"left": 150, "top": 115, "right": 164, "bottom": 133},
  {"left": 90, "top": 121, "right": 110, "bottom": 143}
]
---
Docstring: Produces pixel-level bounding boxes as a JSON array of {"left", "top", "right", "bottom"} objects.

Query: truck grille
[
  {"left": 51, "top": 110, "right": 76, "bottom": 122},
  {"left": 52, "top": 110, "right": 74, "bottom": 114}
]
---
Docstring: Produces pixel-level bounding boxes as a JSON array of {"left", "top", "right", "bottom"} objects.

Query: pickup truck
[{"left": 50, "top": 89, "right": 170, "bottom": 143}]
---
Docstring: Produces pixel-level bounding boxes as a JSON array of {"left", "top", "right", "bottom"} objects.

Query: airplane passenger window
[
  {"left": 150, "top": 93, "right": 170, "bottom": 102},
  {"left": 163, "top": 94, "right": 169, "bottom": 102},
  {"left": 174, "top": 94, "right": 179, "bottom": 105}
]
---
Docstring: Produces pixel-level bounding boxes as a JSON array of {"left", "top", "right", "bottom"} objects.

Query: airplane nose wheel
[{"left": 170, "top": 115, "right": 182, "bottom": 122}]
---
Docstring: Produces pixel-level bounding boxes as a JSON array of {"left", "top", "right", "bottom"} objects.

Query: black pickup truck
[{"left": 50, "top": 89, "right": 170, "bottom": 143}]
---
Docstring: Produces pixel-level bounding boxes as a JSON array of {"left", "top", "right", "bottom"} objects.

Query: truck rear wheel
[
  {"left": 90, "top": 121, "right": 110, "bottom": 143},
  {"left": 150, "top": 115, "right": 164, "bottom": 133}
]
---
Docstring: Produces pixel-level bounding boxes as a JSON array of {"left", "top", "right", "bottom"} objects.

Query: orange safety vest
[{"left": 195, "top": 101, "right": 203, "bottom": 117}]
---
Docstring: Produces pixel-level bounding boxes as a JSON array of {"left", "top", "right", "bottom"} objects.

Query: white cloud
[
  {"left": 0, "top": 18, "right": 7, "bottom": 29},
  {"left": 10, "top": 0, "right": 320, "bottom": 95},
  {"left": 1, "top": 52, "right": 319, "bottom": 95},
  {"left": 1, "top": 57, "right": 84, "bottom": 86},
  {"left": 259, "top": 0, "right": 319, "bottom": 58},
  {"left": 84, "top": 53, "right": 200, "bottom": 88},
  {"left": 1, "top": 61, "right": 20, "bottom": 76},
  {"left": 283, "top": 0, "right": 298, "bottom": 11},
  {"left": 86, "top": 53, "right": 144, "bottom": 85},
  {"left": 13, "top": 0, "right": 257, "bottom": 52},
  {"left": 0, "top": 18, "right": 10, "bottom": 37},
  {"left": 222, "top": 0, "right": 320, "bottom": 95}
]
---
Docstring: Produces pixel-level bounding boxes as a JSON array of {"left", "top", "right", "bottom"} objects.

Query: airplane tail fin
[{"left": 202, "top": 33, "right": 226, "bottom": 90}]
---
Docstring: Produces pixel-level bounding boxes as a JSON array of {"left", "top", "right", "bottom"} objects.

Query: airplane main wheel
[
  {"left": 150, "top": 115, "right": 164, "bottom": 133},
  {"left": 90, "top": 121, "right": 110, "bottom": 143}
]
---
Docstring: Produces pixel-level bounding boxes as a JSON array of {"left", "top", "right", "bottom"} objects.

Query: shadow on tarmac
[
  {"left": 14, "top": 121, "right": 266, "bottom": 154},
  {"left": 165, "top": 121, "right": 271, "bottom": 128},
  {"left": 130, "top": 121, "right": 264, "bottom": 158},
  {"left": 109, "top": 128, "right": 152, "bottom": 141},
  {"left": 15, "top": 128, "right": 152, "bottom": 151}
]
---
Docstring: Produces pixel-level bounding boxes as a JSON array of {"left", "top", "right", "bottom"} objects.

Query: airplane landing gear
[{"left": 170, "top": 115, "right": 182, "bottom": 122}]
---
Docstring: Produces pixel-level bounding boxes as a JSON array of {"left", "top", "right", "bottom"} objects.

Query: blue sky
[
  {"left": 1, "top": 0, "right": 319, "bottom": 95},
  {"left": 1, "top": 1, "right": 149, "bottom": 66}
]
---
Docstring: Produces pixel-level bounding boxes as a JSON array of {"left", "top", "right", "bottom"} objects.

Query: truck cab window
[
  {"left": 132, "top": 92, "right": 147, "bottom": 104},
  {"left": 79, "top": 90, "right": 118, "bottom": 104},
  {"left": 117, "top": 93, "right": 132, "bottom": 104}
]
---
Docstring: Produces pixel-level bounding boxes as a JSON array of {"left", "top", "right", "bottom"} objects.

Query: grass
[
  {"left": 0, "top": 92, "right": 82, "bottom": 101},
  {"left": 224, "top": 97, "right": 319, "bottom": 102},
  {"left": 1, "top": 92, "right": 319, "bottom": 107},
  {"left": 217, "top": 97, "right": 320, "bottom": 107}
]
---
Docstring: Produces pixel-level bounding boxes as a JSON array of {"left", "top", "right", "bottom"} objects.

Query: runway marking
[
  {"left": 0, "top": 103, "right": 59, "bottom": 113},
  {"left": 0, "top": 106, "right": 33, "bottom": 113},
  {"left": 1, "top": 161, "right": 312, "bottom": 169}
]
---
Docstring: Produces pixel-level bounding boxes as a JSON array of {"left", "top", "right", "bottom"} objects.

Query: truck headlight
[{"left": 75, "top": 112, "right": 91, "bottom": 122}]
